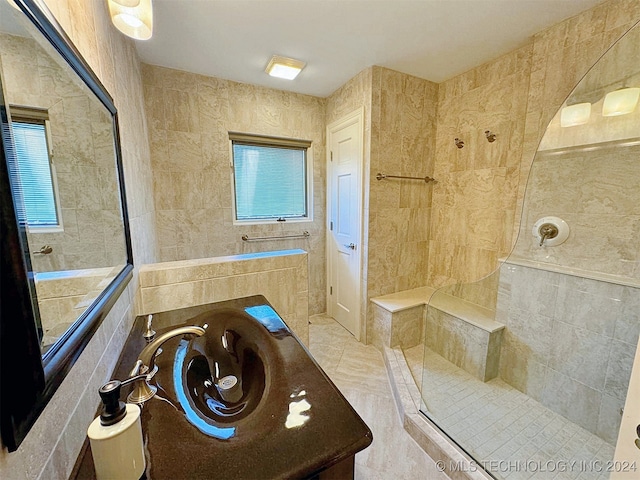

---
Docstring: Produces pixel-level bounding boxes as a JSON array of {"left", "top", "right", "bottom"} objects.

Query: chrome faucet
[{"left": 128, "top": 325, "right": 206, "bottom": 404}]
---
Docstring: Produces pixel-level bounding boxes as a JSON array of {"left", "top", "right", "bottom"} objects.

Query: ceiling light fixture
[
  {"left": 560, "top": 102, "right": 591, "bottom": 127},
  {"left": 112, "top": 0, "right": 141, "bottom": 5},
  {"left": 602, "top": 87, "right": 640, "bottom": 117},
  {"left": 265, "top": 55, "right": 306, "bottom": 80},
  {"left": 108, "top": 0, "right": 153, "bottom": 41}
]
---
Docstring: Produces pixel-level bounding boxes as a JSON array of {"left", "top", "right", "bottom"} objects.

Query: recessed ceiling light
[{"left": 265, "top": 55, "right": 306, "bottom": 80}]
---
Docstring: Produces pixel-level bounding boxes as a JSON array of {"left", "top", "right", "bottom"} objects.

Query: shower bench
[{"left": 371, "top": 287, "right": 504, "bottom": 382}]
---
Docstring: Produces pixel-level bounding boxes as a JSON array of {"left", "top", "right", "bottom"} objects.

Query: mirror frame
[{"left": 0, "top": 0, "right": 133, "bottom": 451}]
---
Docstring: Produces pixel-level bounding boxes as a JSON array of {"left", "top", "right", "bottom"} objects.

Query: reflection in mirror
[
  {"left": 411, "top": 18, "right": 640, "bottom": 478},
  {"left": 0, "top": 2, "right": 127, "bottom": 352}
]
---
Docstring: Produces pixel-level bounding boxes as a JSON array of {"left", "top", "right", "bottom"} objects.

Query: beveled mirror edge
[{"left": 0, "top": 0, "right": 134, "bottom": 451}]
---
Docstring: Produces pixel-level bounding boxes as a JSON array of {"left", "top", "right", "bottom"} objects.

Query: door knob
[{"left": 344, "top": 243, "right": 356, "bottom": 250}]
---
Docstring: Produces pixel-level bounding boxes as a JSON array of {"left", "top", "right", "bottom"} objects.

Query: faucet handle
[
  {"left": 538, "top": 223, "right": 559, "bottom": 246},
  {"left": 129, "top": 359, "right": 146, "bottom": 378},
  {"left": 143, "top": 314, "right": 156, "bottom": 342},
  {"left": 128, "top": 325, "right": 206, "bottom": 404}
]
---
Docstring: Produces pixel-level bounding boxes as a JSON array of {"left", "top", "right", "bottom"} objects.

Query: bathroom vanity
[{"left": 72, "top": 296, "right": 372, "bottom": 479}]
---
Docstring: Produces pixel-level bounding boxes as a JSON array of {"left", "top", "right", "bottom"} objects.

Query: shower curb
[{"left": 383, "top": 346, "right": 492, "bottom": 480}]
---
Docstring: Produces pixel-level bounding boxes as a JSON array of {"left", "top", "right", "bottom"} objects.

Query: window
[
  {"left": 230, "top": 132, "right": 312, "bottom": 223},
  {"left": 7, "top": 107, "right": 61, "bottom": 231}
]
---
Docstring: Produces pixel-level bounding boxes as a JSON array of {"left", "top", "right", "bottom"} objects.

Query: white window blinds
[
  {"left": 9, "top": 121, "right": 59, "bottom": 227},
  {"left": 230, "top": 133, "right": 311, "bottom": 222}
]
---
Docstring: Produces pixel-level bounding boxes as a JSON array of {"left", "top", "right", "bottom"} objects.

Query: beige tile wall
[
  {"left": 0, "top": 32, "right": 127, "bottom": 272},
  {"left": 513, "top": 145, "right": 640, "bottom": 277},
  {"left": 366, "top": 67, "right": 438, "bottom": 341},
  {"left": 427, "top": 0, "right": 640, "bottom": 288},
  {"left": 0, "top": 0, "right": 156, "bottom": 478},
  {"left": 36, "top": 266, "right": 122, "bottom": 345},
  {"left": 427, "top": 45, "right": 532, "bottom": 288},
  {"left": 139, "top": 249, "right": 309, "bottom": 345},
  {"left": 369, "top": 67, "right": 438, "bottom": 295},
  {"left": 142, "top": 65, "right": 326, "bottom": 315}
]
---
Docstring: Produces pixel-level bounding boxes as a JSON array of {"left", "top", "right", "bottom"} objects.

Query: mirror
[
  {"left": 0, "top": 1, "right": 128, "bottom": 351},
  {"left": 0, "top": 0, "right": 132, "bottom": 451}
]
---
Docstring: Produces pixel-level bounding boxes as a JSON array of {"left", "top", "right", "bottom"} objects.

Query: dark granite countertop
[{"left": 73, "top": 296, "right": 372, "bottom": 479}]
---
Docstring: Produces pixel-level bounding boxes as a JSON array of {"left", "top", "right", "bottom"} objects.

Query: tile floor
[
  {"left": 308, "top": 314, "right": 448, "bottom": 480},
  {"left": 403, "top": 345, "right": 615, "bottom": 480}
]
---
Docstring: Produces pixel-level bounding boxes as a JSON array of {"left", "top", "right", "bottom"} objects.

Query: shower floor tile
[{"left": 403, "top": 345, "right": 614, "bottom": 480}]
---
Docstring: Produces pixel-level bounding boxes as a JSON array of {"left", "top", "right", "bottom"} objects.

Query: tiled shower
[{"left": 410, "top": 12, "right": 640, "bottom": 479}]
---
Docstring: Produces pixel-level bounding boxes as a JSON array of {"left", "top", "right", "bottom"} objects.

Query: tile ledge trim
[
  {"left": 139, "top": 250, "right": 307, "bottom": 287},
  {"left": 501, "top": 256, "right": 640, "bottom": 289},
  {"left": 140, "top": 249, "right": 307, "bottom": 272},
  {"left": 139, "top": 266, "right": 301, "bottom": 290}
]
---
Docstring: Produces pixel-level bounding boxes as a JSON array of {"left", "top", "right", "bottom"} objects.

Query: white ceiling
[{"left": 136, "top": 0, "right": 606, "bottom": 98}]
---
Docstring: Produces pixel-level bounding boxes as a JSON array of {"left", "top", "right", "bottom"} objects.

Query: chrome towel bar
[
  {"left": 376, "top": 172, "right": 436, "bottom": 183},
  {"left": 241, "top": 231, "right": 310, "bottom": 242}
]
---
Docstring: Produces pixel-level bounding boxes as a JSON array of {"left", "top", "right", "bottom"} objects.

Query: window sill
[
  {"left": 233, "top": 217, "right": 313, "bottom": 226},
  {"left": 27, "top": 226, "right": 63, "bottom": 234}
]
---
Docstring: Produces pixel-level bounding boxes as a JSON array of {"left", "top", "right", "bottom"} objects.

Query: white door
[{"left": 327, "top": 109, "right": 363, "bottom": 340}]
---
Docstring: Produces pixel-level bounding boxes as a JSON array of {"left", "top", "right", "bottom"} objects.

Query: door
[{"left": 327, "top": 109, "right": 363, "bottom": 339}]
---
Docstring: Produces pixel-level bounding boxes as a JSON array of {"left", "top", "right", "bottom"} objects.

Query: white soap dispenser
[{"left": 87, "top": 379, "right": 146, "bottom": 480}]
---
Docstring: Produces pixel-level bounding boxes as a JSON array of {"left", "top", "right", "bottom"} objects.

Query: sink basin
[
  {"left": 151, "top": 304, "right": 286, "bottom": 440},
  {"left": 181, "top": 308, "right": 279, "bottom": 423}
]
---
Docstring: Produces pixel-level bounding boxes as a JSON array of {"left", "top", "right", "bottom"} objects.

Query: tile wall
[
  {"left": 427, "top": 0, "right": 640, "bottom": 288},
  {"left": 366, "top": 67, "right": 438, "bottom": 342},
  {"left": 496, "top": 261, "right": 640, "bottom": 445},
  {"left": 0, "top": 0, "right": 156, "bottom": 478},
  {"left": 512, "top": 145, "right": 640, "bottom": 278},
  {"left": 514, "top": 0, "right": 640, "bottom": 266},
  {"left": 425, "top": 307, "right": 503, "bottom": 382},
  {"left": 139, "top": 250, "right": 309, "bottom": 345},
  {"left": 368, "top": 67, "right": 438, "bottom": 295},
  {"left": 142, "top": 65, "right": 326, "bottom": 314},
  {"left": 427, "top": 45, "right": 532, "bottom": 288},
  {"left": 36, "top": 266, "right": 122, "bottom": 345},
  {"left": 511, "top": 15, "right": 640, "bottom": 279},
  {"left": 0, "top": 32, "right": 127, "bottom": 272}
]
